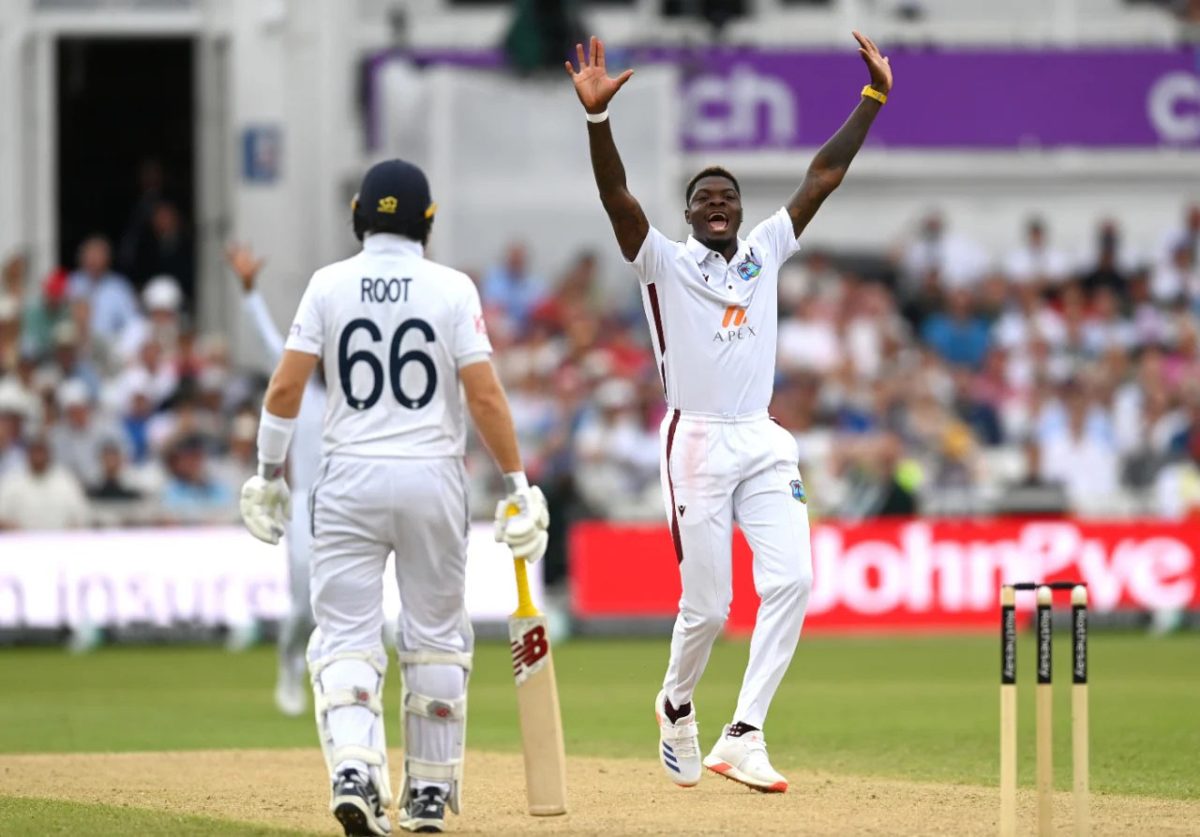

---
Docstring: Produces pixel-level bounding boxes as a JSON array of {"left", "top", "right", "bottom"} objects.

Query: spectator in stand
[
  {"left": 118, "top": 274, "right": 185, "bottom": 362},
  {"left": 112, "top": 330, "right": 180, "bottom": 414},
  {"left": 0, "top": 295, "right": 18, "bottom": 375},
  {"left": 45, "top": 320, "right": 102, "bottom": 401},
  {"left": 573, "top": 378, "right": 659, "bottom": 516},
  {"left": 0, "top": 432, "right": 90, "bottom": 530},
  {"left": 834, "top": 432, "right": 918, "bottom": 519},
  {"left": 993, "top": 280, "right": 1066, "bottom": 352},
  {"left": 996, "top": 438, "right": 1069, "bottom": 516},
  {"left": 115, "top": 368, "right": 156, "bottom": 464},
  {"left": 1006, "top": 216, "right": 1070, "bottom": 289},
  {"left": 778, "top": 294, "right": 840, "bottom": 374},
  {"left": 897, "top": 210, "right": 988, "bottom": 290},
  {"left": 1158, "top": 202, "right": 1199, "bottom": 267},
  {"left": 1127, "top": 267, "right": 1172, "bottom": 346},
  {"left": 1039, "top": 383, "right": 1120, "bottom": 513},
  {"left": 117, "top": 159, "right": 166, "bottom": 275},
  {"left": 127, "top": 201, "right": 194, "bottom": 291},
  {"left": 68, "top": 236, "right": 140, "bottom": 347},
  {"left": 0, "top": 378, "right": 35, "bottom": 477},
  {"left": 209, "top": 411, "right": 258, "bottom": 500},
  {"left": 1156, "top": 406, "right": 1200, "bottom": 517},
  {"left": 1082, "top": 286, "right": 1135, "bottom": 356},
  {"left": 1150, "top": 241, "right": 1199, "bottom": 304},
  {"left": 48, "top": 378, "right": 126, "bottom": 490},
  {"left": 159, "top": 433, "right": 235, "bottom": 524},
  {"left": 1080, "top": 220, "right": 1130, "bottom": 298},
  {"left": 87, "top": 441, "right": 143, "bottom": 501},
  {"left": 482, "top": 241, "right": 546, "bottom": 327},
  {"left": 921, "top": 288, "right": 990, "bottom": 369}
]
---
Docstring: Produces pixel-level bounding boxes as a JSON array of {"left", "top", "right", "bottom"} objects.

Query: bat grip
[{"left": 512, "top": 557, "right": 540, "bottom": 618}]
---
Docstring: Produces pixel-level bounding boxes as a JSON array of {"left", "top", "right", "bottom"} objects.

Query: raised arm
[
  {"left": 226, "top": 243, "right": 286, "bottom": 363},
  {"left": 787, "top": 31, "right": 893, "bottom": 238},
  {"left": 566, "top": 37, "right": 648, "bottom": 262}
]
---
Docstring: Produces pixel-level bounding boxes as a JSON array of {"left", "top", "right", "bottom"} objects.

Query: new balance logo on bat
[{"left": 511, "top": 623, "right": 550, "bottom": 684}]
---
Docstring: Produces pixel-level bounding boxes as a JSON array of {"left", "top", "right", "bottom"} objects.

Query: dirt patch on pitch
[{"left": 0, "top": 749, "right": 1196, "bottom": 835}]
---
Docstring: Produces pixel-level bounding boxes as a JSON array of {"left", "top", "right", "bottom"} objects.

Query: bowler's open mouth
[{"left": 707, "top": 212, "right": 729, "bottom": 234}]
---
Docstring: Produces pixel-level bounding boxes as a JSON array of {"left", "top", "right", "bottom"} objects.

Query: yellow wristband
[{"left": 861, "top": 85, "right": 887, "bottom": 105}]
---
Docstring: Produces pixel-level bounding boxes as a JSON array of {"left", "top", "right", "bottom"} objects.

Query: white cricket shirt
[
  {"left": 285, "top": 234, "right": 492, "bottom": 458},
  {"left": 628, "top": 208, "right": 801, "bottom": 417}
]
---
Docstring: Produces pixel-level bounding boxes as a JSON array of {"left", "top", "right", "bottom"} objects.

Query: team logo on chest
[{"left": 735, "top": 247, "right": 762, "bottom": 282}]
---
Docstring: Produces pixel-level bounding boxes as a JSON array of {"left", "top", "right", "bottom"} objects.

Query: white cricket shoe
[
  {"left": 654, "top": 689, "right": 702, "bottom": 787},
  {"left": 274, "top": 661, "right": 307, "bottom": 717},
  {"left": 703, "top": 724, "right": 788, "bottom": 793}
]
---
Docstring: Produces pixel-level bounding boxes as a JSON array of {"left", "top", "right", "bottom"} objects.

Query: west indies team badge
[
  {"left": 736, "top": 247, "right": 762, "bottom": 281},
  {"left": 790, "top": 477, "right": 806, "bottom": 503}
]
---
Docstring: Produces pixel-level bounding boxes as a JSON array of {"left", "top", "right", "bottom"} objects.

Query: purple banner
[
  {"left": 375, "top": 47, "right": 1200, "bottom": 150},
  {"left": 668, "top": 48, "right": 1200, "bottom": 150}
]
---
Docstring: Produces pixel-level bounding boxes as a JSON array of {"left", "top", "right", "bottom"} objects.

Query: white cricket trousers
[
  {"left": 660, "top": 409, "right": 813, "bottom": 730},
  {"left": 308, "top": 454, "right": 471, "bottom": 780}
]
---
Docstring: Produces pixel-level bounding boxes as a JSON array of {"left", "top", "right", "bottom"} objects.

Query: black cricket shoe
[
  {"left": 331, "top": 769, "right": 392, "bottom": 836},
  {"left": 398, "top": 786, "right": 447, "bottom": 833}
]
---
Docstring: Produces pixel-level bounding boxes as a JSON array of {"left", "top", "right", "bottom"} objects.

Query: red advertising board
[{"left": 569, "top": 519, "right": 1200, "bottom": 633}]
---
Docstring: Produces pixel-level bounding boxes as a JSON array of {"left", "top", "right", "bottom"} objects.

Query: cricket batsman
[
  {"left": 566, "top": 32, "right": 893, "bottom": 792},
  {"left": 239, "top": 159, "right": 549, "bottom": 834}
]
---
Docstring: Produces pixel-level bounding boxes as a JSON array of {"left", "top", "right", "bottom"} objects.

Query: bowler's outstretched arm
[
  {"left": 787, "top": 31, "right": 894, "bottom": 238},
  {"left": 566, "top": 37, "right": 649, "bottom": 262}
]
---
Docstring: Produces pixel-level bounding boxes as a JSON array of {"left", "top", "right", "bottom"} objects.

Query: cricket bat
[{"left": 508, "top": 555, "right": 568, "bottom": 816}]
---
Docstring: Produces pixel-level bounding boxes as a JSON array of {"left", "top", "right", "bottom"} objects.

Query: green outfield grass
[
  {"left": 0, "top": 632, "right": 1196, "bottom": 802},
  {"left": 0, "top": 798, "right": 324, "bottom": 837}
]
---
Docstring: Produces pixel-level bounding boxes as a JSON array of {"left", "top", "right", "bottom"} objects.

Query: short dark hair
[
  {"left": 685, "top": 166, "right": 740, "bottom": 204},
  {"left": 368, "top": 216, "right": 433, "bottom": 244}
]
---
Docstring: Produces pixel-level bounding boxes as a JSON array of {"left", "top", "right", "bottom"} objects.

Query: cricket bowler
[
  {"left": 239, "top": 159, "right": 550, "bottom": 835},
  {"left": 566, "top": 32, "right": 893, "bottom": 792}
]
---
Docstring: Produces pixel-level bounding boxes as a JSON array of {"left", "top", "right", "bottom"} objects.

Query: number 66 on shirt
[{"left": 286, "top": 239, "right": 493, "bottom": 458}]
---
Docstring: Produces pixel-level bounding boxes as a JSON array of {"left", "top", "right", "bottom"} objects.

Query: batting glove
[
  {"left": 240, "top": 471, "right": 292, "bottom": 545},
  {"left": 494, "top": 484, "right": 550, "bottom": 564}
]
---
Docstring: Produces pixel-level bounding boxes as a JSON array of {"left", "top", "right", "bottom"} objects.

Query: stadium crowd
[{"left": 2, "top": 204, "right": 1200, "bottom": 557}]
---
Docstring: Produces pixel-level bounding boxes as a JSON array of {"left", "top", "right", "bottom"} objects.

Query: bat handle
[{"left": 512, "top": 557, "right": 540, "bottom": 619}]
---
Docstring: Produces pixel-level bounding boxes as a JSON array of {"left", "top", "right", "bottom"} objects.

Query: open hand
[
  {"left": 564, "top": 36, "right": 634, "bottom": 115},
  {"left": 225, "top": 243, "right": 265, "bottom": 293},
  {"left": 853, "top": 31, "right": 892, "bottom": 94}
]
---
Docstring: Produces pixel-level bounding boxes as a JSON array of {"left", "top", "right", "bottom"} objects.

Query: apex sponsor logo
[{"left": 715, "top": 305, "right": 755, "bottom": 342}]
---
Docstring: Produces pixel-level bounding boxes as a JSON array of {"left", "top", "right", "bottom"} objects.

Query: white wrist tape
[
  {"left": 257, "top": 408, "right": 296, "bottom": 466},
  {"left": 503, "top": 471, "right": 530, "bottom": 493},
  {"left": 585, "top": 110, "right": 609, "bottom": 124}
]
